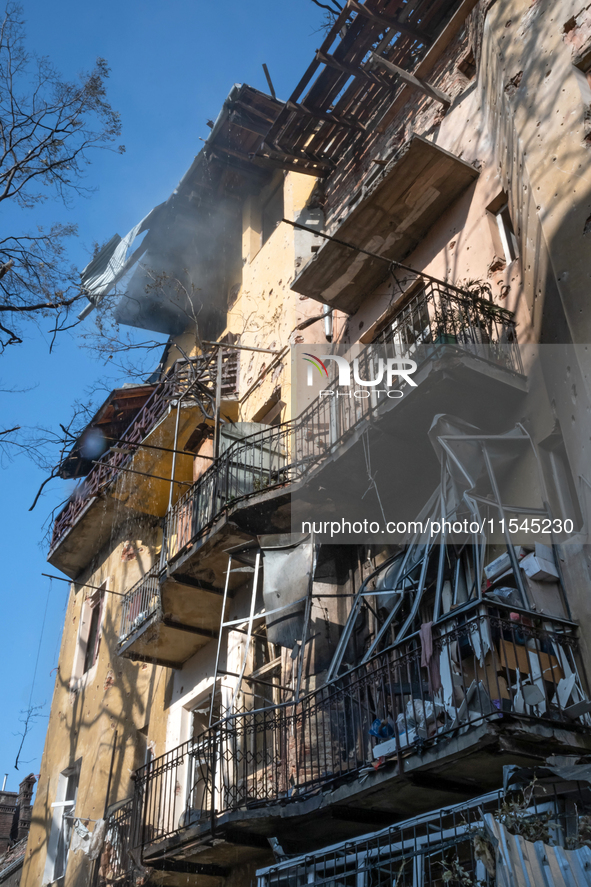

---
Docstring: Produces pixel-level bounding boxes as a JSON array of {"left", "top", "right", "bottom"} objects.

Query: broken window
[
  {"left": 83, "top": 589, "right": 105, "bottom": 673},
  {"left": 71, "top": 582, "right": 107, "bottom": 690},
  {"left": 487, "top": 193, "right": 519, "bottom": 265},
  {"left": 495, "top": 203, "right": 519, "bottom": 263},
  {"left": 262, "top": 180, "right": 284, "bottom": 247},
  {"left": 46, "top": 765, "right": 79, "bottom": 883}
]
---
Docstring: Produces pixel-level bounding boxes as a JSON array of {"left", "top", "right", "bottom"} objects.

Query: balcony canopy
[{"left": 291, "top": 135, "right": 479, "bottom": 314}]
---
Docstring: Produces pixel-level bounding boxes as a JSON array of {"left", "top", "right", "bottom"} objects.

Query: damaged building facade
[{"left": 19, "top": 0, "right": 591, "bottom": 885}]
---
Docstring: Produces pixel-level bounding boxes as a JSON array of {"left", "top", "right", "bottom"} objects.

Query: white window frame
[
  {"left": 70, "top": 580, "right": 107, "bottom": 692},
  {"left": 495, "top": 203, "right": 519, "bottom": 263},
  {"left": 43, "top": 762, "right": 80, "bottom": 885}
]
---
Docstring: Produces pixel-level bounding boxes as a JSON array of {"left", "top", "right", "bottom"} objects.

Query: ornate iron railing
[
  {"left": 49, "top": 351, "right": 239, "bottom": 553},
  {"left": 375, "top": 278, "right": 522, "bottom": 372},
  {"left": 132, "top": 604, "right": 586, "bottom": 849}
]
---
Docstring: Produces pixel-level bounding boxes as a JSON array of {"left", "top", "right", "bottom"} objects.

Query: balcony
[
  {"left": 117, "top": 565, "right": 223, "bottom": 668},
  {"left": 258, "top": 775, "right": 591, "bottom": 887},
  {"left": 168, "top": 279, "right": 523, "bottom": 557},
  {"left": 113, "top": 282, "right": 526, "bottom": 665},
  {"left": 128, "top": 603, "right": 591, "bottom": 873},
  {"left": 290, "top": 135, "right": 480, "bottom": 314},
  {"left": 48, "top": 351, "right": 239, "bottom": 577}
]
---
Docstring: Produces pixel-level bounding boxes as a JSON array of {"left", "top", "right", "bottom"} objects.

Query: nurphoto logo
[{"left": 303, "top": 351, "right": 418, "bottom": 398}]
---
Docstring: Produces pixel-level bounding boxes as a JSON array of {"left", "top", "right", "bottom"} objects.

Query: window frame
[{"left": 70, "top": 581, "right": 107, "bottom": 692}]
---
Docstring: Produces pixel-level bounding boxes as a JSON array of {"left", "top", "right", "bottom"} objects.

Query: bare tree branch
[
  {"left": 310, "top": 0, "right": 343, "bottom": 14},
  {"left": 0, "top": 2, "right": 124, "bottom": 350}
]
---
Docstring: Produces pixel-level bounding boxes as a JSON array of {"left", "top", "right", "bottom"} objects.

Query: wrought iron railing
[
  {"left": 52, "top": 284, "right": 518, "bottom": 559},
  {"left": 375, "top": 278, "right": 522, "bottom": 373},
  {"left": 50, "top": 351, "right": 239, "bottom": 553},
  {"left": 132, "top": 604, "right": 586, "bottom": 849},
  {"left": 118, "top": 565, "right": 161, "bottom": 644},
  {"left": 258, "top": 779, "right": 591, "bottom": 887},
  {"left": 96, "top": 799, "right": 135, "bottom": 887}
]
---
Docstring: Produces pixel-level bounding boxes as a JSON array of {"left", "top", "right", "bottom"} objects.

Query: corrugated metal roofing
[{"left": 486, "top": 815, "right": 591, "bottom": 887}]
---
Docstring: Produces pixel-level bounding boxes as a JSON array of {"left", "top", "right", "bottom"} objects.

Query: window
[
  {"left": 83, "top": 591, "right": 104, "bottom": 673},
  {"left": 486, "top": 193, "right": 519, "bottom": 264},
  {"left": 70, "top": 582, "right": 106, "bottom": 690},
  {"left": 44, "top": 764, "right": 80, "bottom": 884},
  {"left": 495, "top": 203, "right": 519, "bottom": 262},
  {"left": 261, "top": 181, "right": 284, "bottom": 247},
  {"left": 457, "top": 47, "right": 476, "bottom": 80}
]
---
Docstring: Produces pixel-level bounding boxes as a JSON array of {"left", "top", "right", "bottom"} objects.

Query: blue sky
[{"left": 0, "top": 0, "right": 326, "bottom": 792}]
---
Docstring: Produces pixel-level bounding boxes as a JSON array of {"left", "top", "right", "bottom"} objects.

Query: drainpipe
[
  {"left": 213, "top": 348, "right": 224, "bottom": 459},
  {"left": 323, "top": 305, "right": 333, "bottom": 342}
]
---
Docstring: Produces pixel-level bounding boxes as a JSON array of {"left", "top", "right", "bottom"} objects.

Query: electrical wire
[{"left": 14, "top": 579, "right": 52, "bottom": 769}]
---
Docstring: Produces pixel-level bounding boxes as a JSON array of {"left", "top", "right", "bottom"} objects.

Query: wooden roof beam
[
  {"left": 255, "top": 152, "right": 329, "bottom": 178},
  {"left": 261, "top": 140, "right": 335, "bottom": 171},
  {"left": 368, "top": 52, "right": 451, "bottom": 106},
  {"left": 228, "top": 109, "right": 270, "bottom": 137},
  {"left": 347, "top": 0, "right": 432, "bottom": 45},
  {"left": 315, "top": 50, "right": 383, "bottom": 85},
  {"left": 286, "top": 99, "right": 366, "bottom": 132}
]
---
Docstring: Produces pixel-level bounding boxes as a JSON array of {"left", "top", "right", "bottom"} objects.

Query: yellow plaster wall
[{"left": 21, "top": 521, "right": 170, "bottom": 887}]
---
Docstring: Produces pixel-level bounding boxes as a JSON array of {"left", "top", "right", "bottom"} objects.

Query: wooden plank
[
  {"left": 369, "top": 52, "right": 451, "bottom": 105},
  {"left": 286, "top": 99, "right": 365, "bottom": 132},
  {"left": 262, "top": 139, "right": 335, "bottom": 169},
  {"left": 373, "top": 0, "right": 480, "bottom": 133},
  {"left": 347, "top": 0, "right": 432, "bottom": 45},
  {"left": 228, "top": 110, "right": 270, "bottom": 137},
  {"left": 316, "top": 50, "right": 383, "bottom": 87}
]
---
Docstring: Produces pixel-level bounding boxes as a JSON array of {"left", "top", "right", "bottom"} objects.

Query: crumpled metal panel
[
  {"left": 485, "top": 814, "right": 591, "bottom": 887},
  {"left": 259, "top": 534, "right": 312, "bottom": 647},
  {"left": 80, "top": 208, "right": 156, "bottom": 303}
]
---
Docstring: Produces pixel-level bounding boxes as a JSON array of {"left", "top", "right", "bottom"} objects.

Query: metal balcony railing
[
  {"left": 375, "top": 278, "right": 522, "bottom": 371},
  {"left": 118, "top": 565, "right": 161, "bottom": 645},
  {"left": 131, "top": 604, "right": 586, "bottom": 850},
  {"left": 52, "top": 283, "right": 518, "bottom": 560},
  {"left": 50, "top": 351, "right": 239, "bottom": 553},
  {"left": 160, "top": 284, "right": 520, "bottom": 570},
  {"left": 258, "top": 779, "right": 591, "bottom": 887},
  {"left": 95, "top": 798, "right": 134, "bottom": 887}
]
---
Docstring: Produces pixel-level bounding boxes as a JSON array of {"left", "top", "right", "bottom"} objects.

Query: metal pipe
[
  {"left": 202, "top": 340, "right": 282, "bottom": 355},
  {"left": 103, "top": 729, "right": 118, "bottom": 818},
  {"left": 213, "top": 348, "right": 223, "bottom": 460},
  {"left": 2, "top": 775, "right": 6, "bottom": 791},
  {"left": 167, "top": 400, "right": 182, "bottom": 512},
  {"left": 481, "top": 443, "right": 529, "bottom": 609},
  {"left": 210, "top": 555, "right": 233, "bottom": 727},
  {"left": 230, "top": 552, "right": 261, "bottom": 711},
  {"left": 41, "top": 573, "right": 126, "bottom": 597}
]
